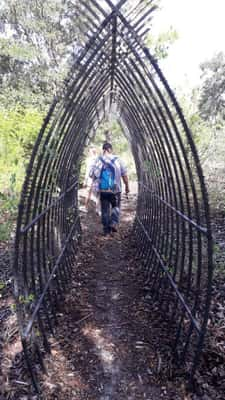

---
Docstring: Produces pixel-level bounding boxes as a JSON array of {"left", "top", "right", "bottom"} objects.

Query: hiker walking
[
  {"left": 90, "top": 142, "right": 129, "bottom": 235},
  {"left": 84, "top": 146, "right": 100, "bottom": 214}
]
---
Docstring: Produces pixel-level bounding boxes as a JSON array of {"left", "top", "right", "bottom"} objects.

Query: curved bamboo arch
[{"left": 13, "top": 0, "right": 213, "bottom": 391}]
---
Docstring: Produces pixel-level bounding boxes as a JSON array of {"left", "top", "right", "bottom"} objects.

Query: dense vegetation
[
  {"left": 0, "top": 3, "right": 225, "bottom": 399},
  {"left": 0, "top": 0, "right": 224, "bottom": 241}
]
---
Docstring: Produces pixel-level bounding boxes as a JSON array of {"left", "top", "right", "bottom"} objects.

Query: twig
[
  {"left": 75, "top": 312, "right": 93, "bottom": 325},
  {"left": 14, "top": 380, "right": 29, "bottom": 386},
  {"left": 157, "top": 352, "right": 162, "bottom": 374}
]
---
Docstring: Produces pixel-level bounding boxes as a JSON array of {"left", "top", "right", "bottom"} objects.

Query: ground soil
[{"left": 0, "top": 193, "right": 225, "bottom": 399}]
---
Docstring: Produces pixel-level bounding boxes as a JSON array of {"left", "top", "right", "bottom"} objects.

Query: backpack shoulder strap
[
  {"left": 111, "top": 156, "right": 118, "bottom": 164},
  {"left": 99, "top": 156, "right": 117, "bottom": 164},
  {"left": 99, "top": 156, "right": 116, "bottom": 168},
  {"left": 99, "top": 156, "right": 105, "bottom": 164}
]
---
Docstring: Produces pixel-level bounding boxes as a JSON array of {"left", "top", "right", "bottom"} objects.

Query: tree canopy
[
  {"left": 0, "top": 0, "right": 88, "bottom": 108},
  {"left": 199, "top": 52, "right": 225, "bottom": 123},
  {"left": 0, "top": 0, "right": 177, "bottom": 109}
]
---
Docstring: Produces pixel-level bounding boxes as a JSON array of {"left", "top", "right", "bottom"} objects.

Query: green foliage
[
  {"left": 0, "top": 221, "right": 12, "bottom": 241},
  {"left": 0, "top": 177, "right": 18, "bottom": 241},
  {"left": 10, "top": 303, "right": 17, "bottom": 312},
  {"left": 146, "top": 26, "right": 178, "bottom": 59},
  {"left": 80, "top": 119, "right": 137, "bottom": 184},
  {"left": 0, "top": 106, "right": 44, "bottom": 192},
  {"left": 0, "top": 0, "right": 176, "bottom": 108},
  {"left": 18, "top": 293, "right": 35, "bottom": 305},
  {"left": 0, "top": 0, "right": 91, "bottom": 107},
  {"left": 0, "top": 106, "right": 43, "bottom": 240},
  {"left": 199, "top": 52, "right": 225, "bottom": 123},
  {"left": 175, "top": 82, "right": 225, "bottom": 212},
  {"left": 197, "top": 54, "right": 225, "bottom": 211},
  {"left": 178, "top": 88, "right": 212, "bottom": 164},
  {"left": 94, "top": 120, "right": 137, "bottom": 180},
  {"left": 0, "top": 281, "right": 6, "bottom": 290}
]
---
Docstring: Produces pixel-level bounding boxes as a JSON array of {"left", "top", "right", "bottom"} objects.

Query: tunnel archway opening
[
  {"left": 79, "top": 116, "right": 138, "bottom": 209},
  {"left": 13, "top": 0, "right": 213, "bottom": 391}
]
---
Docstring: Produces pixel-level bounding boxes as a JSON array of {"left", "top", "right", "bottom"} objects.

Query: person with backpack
[{"left": 90, "top": 142, "right": 129, "bottom": 236}]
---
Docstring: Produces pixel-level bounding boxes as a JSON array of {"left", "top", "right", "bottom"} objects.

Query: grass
[{"left": 0, "top": 192, "right": 18, "bottom": 242}]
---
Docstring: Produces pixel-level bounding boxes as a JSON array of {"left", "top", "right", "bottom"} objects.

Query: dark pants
[{"left": 100, "top": 192, "right": 121, "bottom": 233}]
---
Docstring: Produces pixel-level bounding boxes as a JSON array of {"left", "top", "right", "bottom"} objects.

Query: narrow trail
[
  {"left": 39, "top": 194, "right": 185, "bottom": 399},
  {"left": 1, "top": 196, "right": 224, "bottom": 399}
]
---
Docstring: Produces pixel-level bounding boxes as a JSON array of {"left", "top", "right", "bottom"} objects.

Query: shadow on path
[{"left": 38, "top": 194, "right": 185, "bottom": 399}]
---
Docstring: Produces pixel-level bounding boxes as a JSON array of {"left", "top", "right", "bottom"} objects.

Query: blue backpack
[{"left": 99, "top": 156, "right": 117, "bottom": 191}]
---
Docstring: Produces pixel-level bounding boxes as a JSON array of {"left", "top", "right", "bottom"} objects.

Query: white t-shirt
[{"left": 90, "top": 153, "right": 127, "bottom": 193}]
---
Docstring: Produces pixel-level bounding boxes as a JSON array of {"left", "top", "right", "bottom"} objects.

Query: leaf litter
[{"left": 0, "top": 194, "right": 224, "bottom": 399}]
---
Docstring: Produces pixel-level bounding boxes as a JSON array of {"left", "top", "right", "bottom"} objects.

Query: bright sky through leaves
[{"left": 151, "top": 0, "right": 225, "bottom": 89}]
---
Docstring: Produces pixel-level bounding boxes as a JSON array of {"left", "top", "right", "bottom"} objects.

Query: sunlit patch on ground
[
  {"left": 1, "top": 184, "right": 224, "bottom": 399},
  {"left": 83, "top": 325, "right": 115, "bottom": 373},
  {"left": 42, "top": 336, "right": 89, "bottom": 396}
]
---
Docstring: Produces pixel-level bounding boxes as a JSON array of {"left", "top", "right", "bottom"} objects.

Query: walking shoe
[
  {"left": 102, "top": 231, "right": 110, "bottom": 237},
  {"left": 111, "top": 225, "right": 117, "bottom": 233},
  {"left": 103, "top": 227, "right": 111, "bottom": 236}
]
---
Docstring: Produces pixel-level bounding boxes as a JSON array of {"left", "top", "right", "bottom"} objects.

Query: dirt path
[
  {"left": 39, "top": 195, "right": 185, "bottom": 399},
  {"left": 1, "top": 194, "right": 225, "bottom": 399}
]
